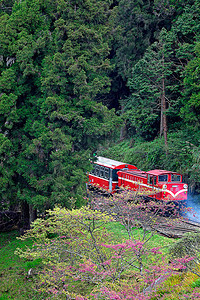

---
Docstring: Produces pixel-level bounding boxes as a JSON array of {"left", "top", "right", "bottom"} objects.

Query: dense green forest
[{"left": 0, "top": 0, "right": 200, "bottom": 224}]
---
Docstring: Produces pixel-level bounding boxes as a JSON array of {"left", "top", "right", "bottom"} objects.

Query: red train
[{"left": 88, "top": 156, "right": 188, "bottom": 201}]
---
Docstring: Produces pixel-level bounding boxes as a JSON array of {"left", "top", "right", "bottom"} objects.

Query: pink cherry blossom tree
[{"left": 15, "top": 190, "right": 196, "bottom": 299}]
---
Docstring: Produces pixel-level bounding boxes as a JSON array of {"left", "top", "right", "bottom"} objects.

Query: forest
[
  {"left": 0, "top": 0, "right": 200, "bottom": 224},
  {"left": 1, "top": 1, "right": 200, "bottom": 299}
]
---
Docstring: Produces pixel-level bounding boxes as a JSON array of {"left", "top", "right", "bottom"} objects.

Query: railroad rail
[
  {"left": 88, "top": 191, "right": 200, "bottom": 238},
  {"left": 153, "top": 219, "right": 200, "bottom": 238}
]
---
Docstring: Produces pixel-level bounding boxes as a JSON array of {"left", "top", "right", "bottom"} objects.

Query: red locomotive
[{"left": 88, "top": 156, "right": 188, "bottom": 201}]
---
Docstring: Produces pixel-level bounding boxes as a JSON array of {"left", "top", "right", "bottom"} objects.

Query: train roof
[
  {"left": 118, "top": 169, "right": 181, "bottom": 178},
  {"left": 146, "top": 169, "right": 181, "bottom": 176},
  {"left": 118, "top": 169, "right": 147, "bottom": 178},
  {"left": 95, "top": 156, "right": 137, "bottom": 170}
]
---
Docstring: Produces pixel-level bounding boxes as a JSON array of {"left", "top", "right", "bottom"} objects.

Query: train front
[{"left": 147, "top": 170, "right": 188, "bottom": 212}]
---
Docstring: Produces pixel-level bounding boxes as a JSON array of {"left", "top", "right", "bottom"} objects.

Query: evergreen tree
[
  {"left": 113, "top": 0, "right": 175, "bottom": 81},
  {"left": 124, "top": 0, "right": 200, "bottom": 142},
  {"left": 126, "top": 29, "right": 172, "bottom": 143},
  {"left": 181, "top": 42, "right": 200, "bottom": 130},
  {"left": 0, "top": 0, "right": 119, "bottom": 225}
]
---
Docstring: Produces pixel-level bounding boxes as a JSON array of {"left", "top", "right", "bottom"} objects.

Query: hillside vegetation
[
  {"left": 1, "top": 197, "right": 200, "bottom": 299},
  {"left": 1, "top": 1, "right": 200, "bottom": 299},
  {"left": 0, "top": 0, "right": 200, "bottom": 222}
]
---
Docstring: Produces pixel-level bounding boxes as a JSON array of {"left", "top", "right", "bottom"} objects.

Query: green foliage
[
  {"left": 0, "top": 0, "right": 120, "bottom": 216},
  {"left": 15, "top": 200, "right": 200, "bottom": 299},
  {"left": 113, "top": 0, "right": 175, "bottom": 80},
  {"left": 16, "top": 206, "right": 113, "bottom": 258},
  {"left": 101, "top": 132, "right": 193, "bottom": 171},
  {"left": 116, "top": 0, "right": 200, "bottom": 147},
  {"left": 100, "top": 131, "right": 200, "bottom": 193},
  {"left": 181, "top": 42, "right": 200, "bottom": 129},
  {"left": 192, "top": 278, "right": 200, "bottom": 288},
  {"left": 126, "top": 30, "right": 171, "bottom": 140},
  {"left": 126, "top": 14, "right": 197, "bottom": 140},
  {"left": 169, "top": 232, "right": 200, "bottom": 259},
  {"left": 0, "top": 0, "right": 200, "bottom": 220},
  {"left": 24, "top": 258, "right": 42, "bottom": 271},
  {"left": 105, "top": 221, "right": 173, "bottom": 256},
  {"left": 0, "top": 221, "right": 199, "bottom": 299},
  {"left": 0, "top": 133, "right": 16, "bottom": 210},
  {"left": 169, "top": 232, "right": 200, "bottom": 279}
]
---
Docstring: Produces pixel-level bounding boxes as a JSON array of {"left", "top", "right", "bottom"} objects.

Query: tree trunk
[
  {"left": 160, "top": 94, "right": 164, "bottom": 137},
  {"left": 20, "top": 202, "right": 37, "bottom": 233},
  {"left": 29, "top": 204, "right": 37, "bottom": 224},
  {"left": 120, "top": 104, "right": 127, "bottom": 141},
  {"left": 160, "top": 52, "right": 168, "bottom": 155},
  {"left": 162, "top": 78, "right": 168, "bottom": 150},
  {"left": 20, "top": 201, "right": 30, "bottom": 231},
  {"left": 120, "top": 122, "right": 127, "bottom": 140}
]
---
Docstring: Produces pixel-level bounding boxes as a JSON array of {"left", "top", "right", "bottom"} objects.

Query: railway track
[
  {"left": 88, "top": 191, "right": 200, "bottom": 238},
  {"left": 146, "top": 212, "right": 200, "bottom": 238},
  {"left": 153, "top": 220, "right": 200, "bottom": 238},
  {"left": 128, "top": 212, "right": 200, "bottom": 238}
]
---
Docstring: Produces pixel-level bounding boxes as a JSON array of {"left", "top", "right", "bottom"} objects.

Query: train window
[
  {"left": 148, "top": 175, "right": 154, "bottom": 185},
  {"left": 171, "top": 174, "right": 181, "bottom": 182},
  {"left": 154, "top": 177, "right": 157, "bottom": 185},
  {"left": 158, "top": 175, "right": 168, "bottom": 182},
  {"left": 104, "top": 167, "right": 109, "bottom": 179},
  {"left": 100, "top": 166, "right": 104, "bottom": 178},
  {"left": 112, "top": 170, "right": 118, "bottom": 181},
  {"left": 95, "top": 165, "right": 100, "bottom": 176}
]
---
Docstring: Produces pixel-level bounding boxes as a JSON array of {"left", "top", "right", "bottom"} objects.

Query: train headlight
[
  {"left": 183, "top": 184, "right": 188, "bottom": 189},
  {"left": 162, "top": 184, "right": 167, "bottom": 190}
]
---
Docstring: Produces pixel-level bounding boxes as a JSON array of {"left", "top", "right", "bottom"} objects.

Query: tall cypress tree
[{"left": 0, "top": 0, "right": 119, "bottom": 225}]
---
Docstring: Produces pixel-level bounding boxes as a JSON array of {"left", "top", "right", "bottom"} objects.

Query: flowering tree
[
  {"left": 15, "top": 191, "right": 195, "bottom": 299},
  {"left": 169, "top": 232, "right": 200, "bottom": 278},
  {"left": 90, "top": 188, "right": 186, "bottom": 239}
]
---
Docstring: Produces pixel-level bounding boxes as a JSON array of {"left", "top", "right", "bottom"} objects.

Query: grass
[
  {"left": 0, "top": 230, "right": 43, "bottom": 300},
  {"left": 105, "top": 220, "right": 174, "bottom": 253}
]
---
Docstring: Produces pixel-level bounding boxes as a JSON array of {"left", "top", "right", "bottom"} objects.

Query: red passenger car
[{"left": 88, "top": 156, "right": 137, "bottom": 193}]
